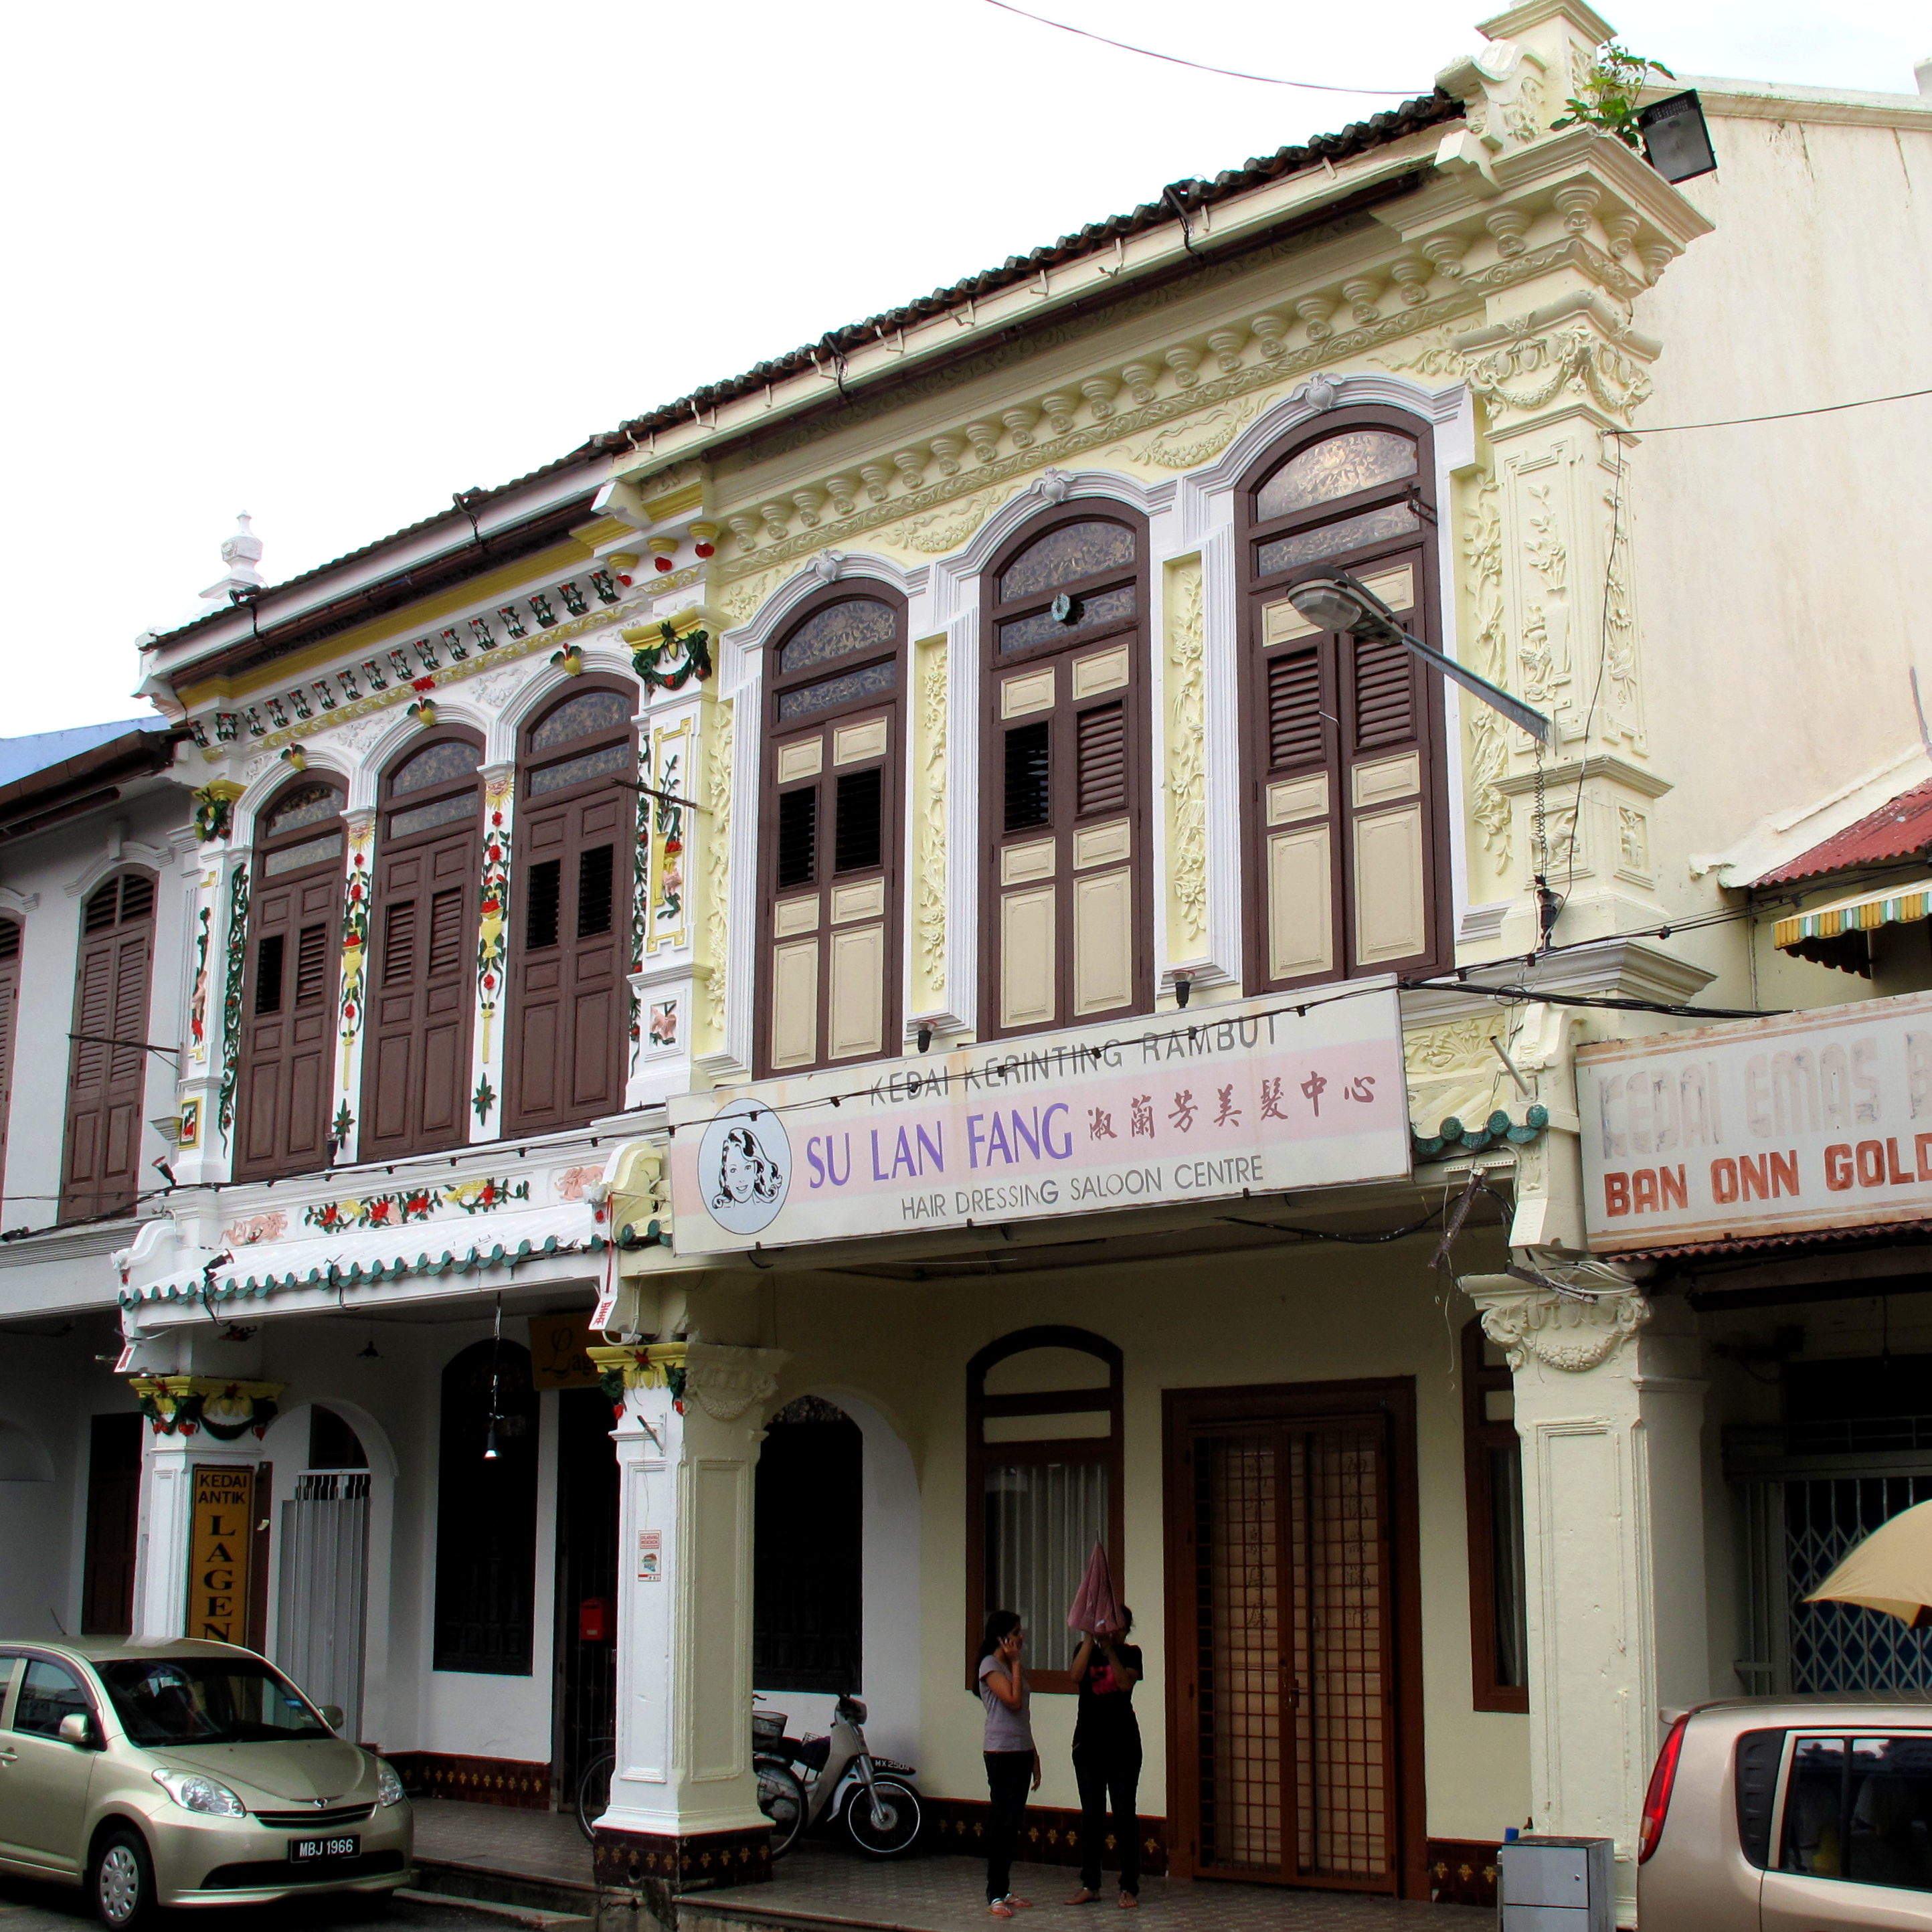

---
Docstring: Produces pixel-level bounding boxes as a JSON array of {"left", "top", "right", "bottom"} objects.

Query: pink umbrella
[{"left": 1067, "top": 1541, "right": 1126, "bottom": 1635}]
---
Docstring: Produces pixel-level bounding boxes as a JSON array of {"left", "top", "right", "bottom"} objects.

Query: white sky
[{"left": 3, "top": 0, "right": 1923, "bottom": 731}]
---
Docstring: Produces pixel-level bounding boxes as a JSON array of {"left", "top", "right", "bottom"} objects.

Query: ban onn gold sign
[{"left": 187, "top": 1465, "right": 255, "bottom": 1644}]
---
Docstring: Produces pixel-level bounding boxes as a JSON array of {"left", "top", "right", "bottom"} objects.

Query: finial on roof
[
  {"left": 197, "top": 513, "right": 266, "bottom": 604},
  {"left": 221, "top": 513, "right": 264, "bottom": 580}
]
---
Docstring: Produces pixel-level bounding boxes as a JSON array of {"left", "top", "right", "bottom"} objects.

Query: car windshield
[{"left": 97, "top": 1658, "right": 333, "bottom": 1747}]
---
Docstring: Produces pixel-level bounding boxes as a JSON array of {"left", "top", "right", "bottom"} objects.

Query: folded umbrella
[
  {"left": 1067, "top": 1540, "right": 1125, "bottom": 1635},
  {"left": 1806, "top": 1498, "right": 1932, "bottom": 1629}
]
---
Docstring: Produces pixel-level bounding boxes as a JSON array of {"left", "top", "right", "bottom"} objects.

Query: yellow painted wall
[{"left": 753, "top": 1231, "right": 1530, "bottom": 1845}]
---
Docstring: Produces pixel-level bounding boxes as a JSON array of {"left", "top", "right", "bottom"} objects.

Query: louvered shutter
[{"left": 61, "top": 877, "right": 155, "bottom": 1220}]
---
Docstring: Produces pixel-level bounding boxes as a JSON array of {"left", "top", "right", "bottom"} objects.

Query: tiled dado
[
  {"left": 921, "top": 1797, "right": 1168, "bottom": 1876},
  {"left": 593, "top": 1824, "right": 773, "bottom": 1894},
  {"left": 1426, "top": 1839, "right": 1500, "bottom": 1909},
  {"left": 391, "top": 1751, "right": 551, "bottom": 1810}
]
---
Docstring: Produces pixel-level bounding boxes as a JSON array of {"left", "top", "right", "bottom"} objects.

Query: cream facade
[{"left": 4, "top": 4, "right": 1932, "bottom": 1925}]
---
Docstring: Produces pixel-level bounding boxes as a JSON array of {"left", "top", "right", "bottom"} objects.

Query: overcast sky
[{"left": 3, "top": 0, "right": 1923, "bottom": 731}]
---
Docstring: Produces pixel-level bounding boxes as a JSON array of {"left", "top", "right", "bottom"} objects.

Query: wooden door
[
  {"left": 80, "top": 1413, "right": 142, "bottom": 1635},
  {"left": 60, "top": 874, "right": 155, "bottom": 1220},
  {"left": 361, "top": 739, "right": 480, "bottom": 1158},
  {"left": 1166, "top": 1380, "right": 1425, "bottom": 1897},
  {"left": 981, "top": 512, "right": 1150, "bottom": 1037}
]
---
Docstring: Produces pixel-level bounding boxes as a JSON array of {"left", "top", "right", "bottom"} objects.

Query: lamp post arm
[{"left": 1390, "top": 624, "right": 1553, "bottom": 745}]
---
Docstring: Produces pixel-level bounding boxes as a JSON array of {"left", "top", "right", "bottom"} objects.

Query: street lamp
[{"left": 1284, "top": 571, "right": 1552, "bottom": 745}]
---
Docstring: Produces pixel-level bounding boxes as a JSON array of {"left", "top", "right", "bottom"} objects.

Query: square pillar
[
  {"left": 1461, "top": 1281, "right": 1708, "bottom": 1925},
  {"left": 128, "top": 1378, "right": 282, "bottom": 1644},
  {"left": 588, "top": 1340, "right": 786, "bottom": 1901}
]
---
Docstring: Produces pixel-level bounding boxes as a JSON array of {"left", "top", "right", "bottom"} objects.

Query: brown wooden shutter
[
  {"left": 80, "top": 1412, "right": 142, "bottom": 1636},
  {"left": 61, "top": 876, "right": 156, "bottom": 1221},
  {"left": 510, "top": 741, "right": 630, "bottom": 1128},
  {"left": 237, "top": 802, "right": 345, "bottom": 1182},
  {"left": 981, "top": 512, "right": 1150, "bottom": 1037},
  {"left": 361, "top": 790, "right": 478, "bottom": 1161}
]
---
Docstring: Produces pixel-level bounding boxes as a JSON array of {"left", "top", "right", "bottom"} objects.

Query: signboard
[
  {"left": 530, "top": 1310, "right": 602, "bottom": 1389},
  {"left": 638, "top": 1530, "right": 662, "bottom": 1581},
  {"left": 185, "top": 1464, "right": 255, "bottom": 1644},
  {"left": 1577, "top": 988, "right": 1932, "bottom": 1253},
  {"left": 668, "top": 987, "right": 1409, "bottom": 1255}
]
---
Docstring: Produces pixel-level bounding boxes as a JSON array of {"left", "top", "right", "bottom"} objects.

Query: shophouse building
[{"left": 5, "top": 5, "right": 1931, "bottom": 1924}]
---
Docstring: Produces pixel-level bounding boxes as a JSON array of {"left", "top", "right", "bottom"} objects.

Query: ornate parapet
[{"left": 128, "top": 1376, "right": 284, "bottom": 1439}]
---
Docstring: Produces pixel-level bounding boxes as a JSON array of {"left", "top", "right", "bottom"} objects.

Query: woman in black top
[{"left": 1066, "top": 1611, "right": 1142, "bottom": 1907}]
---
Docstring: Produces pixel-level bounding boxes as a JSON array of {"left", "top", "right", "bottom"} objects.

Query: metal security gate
[
  {"left": 277, "top": 1471, "right": 370, "bottom": 1735},
  {"left": 1172, "top": 1391, "right": 1411, "bottom": 1893},
  {"left": 1738, "top": 1472, "right": 1932, "bottom": 1695}
]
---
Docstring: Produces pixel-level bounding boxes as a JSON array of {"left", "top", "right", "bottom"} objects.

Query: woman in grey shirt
[{"left": 977, "top": 1609, "right": 1039, "bottom": 1916}]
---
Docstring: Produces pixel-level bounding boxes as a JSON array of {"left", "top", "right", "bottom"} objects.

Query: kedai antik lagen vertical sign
[
  {"left": 669, "top": 986, "right": 1409, "bottom": 1254},
  {"left": 186, "top": 1464, "right": 256, "bottom": 1643}
]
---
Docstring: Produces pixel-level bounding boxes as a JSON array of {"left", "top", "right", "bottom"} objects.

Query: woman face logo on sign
[{"left": 697, "top": 1101, "right": 792, "bottom": 1234}]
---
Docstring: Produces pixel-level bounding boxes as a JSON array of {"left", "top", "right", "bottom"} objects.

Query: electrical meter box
[{"left": 1498, "top": 1836, "right": 1614, "bottom": 1932}]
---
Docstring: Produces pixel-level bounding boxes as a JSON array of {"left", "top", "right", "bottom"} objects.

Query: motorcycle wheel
[
  {"left": 845, "top": 1775, "right": 922, "bottom": 1858},
  {"left": 756, "top": 1756, "right": 808, "bottom": 1858},
  {"left": 574, "top": 1751, "right": 615, "bottom": 1842}
]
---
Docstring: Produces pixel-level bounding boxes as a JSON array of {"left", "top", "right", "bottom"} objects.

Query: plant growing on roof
[{"left": 1550, "top": 43, "right": 1675, "bottom": 149}]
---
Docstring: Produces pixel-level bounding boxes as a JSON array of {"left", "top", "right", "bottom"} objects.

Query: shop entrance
[
  {"left": 1163, "top": 1379, "right": 1425, "bottom": 1898},
  {"left": 553, "top": 1386, "right": 620, "bottom": 1808}
]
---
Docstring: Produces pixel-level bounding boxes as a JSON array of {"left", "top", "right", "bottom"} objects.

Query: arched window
[
  {"left": 1240, "top": 411, "right": 1449, "bottom": 988},
  {"left": 433, "top": 1338, "right": 539, "bottom": 1674},
  {"left": 755, "top": 1395, "right": 863, "bottom": 1690},
  {"left": 62, "top": 871, "right": 157, "bottom": 1219},
  {"left": 980, "top": 511, "right": 1150, "bottom": 1037},
  {"left": 506, "top": 683, "right": 634, "bottom": 1135},
  {"left": 361, "top": 733, "right": 482, "bottom": 1159},
  {"left": 759, "top": 591, "right": 905, "bottom": 1074},
  {"left": 238, "top": 780, "right": 345, "bottom": 1181},
  {"left": 0, "top": 916, "right": 21, "bottom": 1187},
  {"left": 966, "top": 1326, "right": 1124, "bottom": 1694}
]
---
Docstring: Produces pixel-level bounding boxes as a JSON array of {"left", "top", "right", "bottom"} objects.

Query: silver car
[
  {"left": 0, "top": 1638, "right": 412, "bottom": 1925},
  {"left": 1637, "top": 1695, "right": 1932, "bottom": 1929}
]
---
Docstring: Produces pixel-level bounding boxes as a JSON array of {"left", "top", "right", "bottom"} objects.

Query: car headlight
[
  {"left": 375, "top": 1758, "right": 406, "bottom": 1808},
  {"left": 153, "top": 1768, "right": 246, "bottom": 1816}
]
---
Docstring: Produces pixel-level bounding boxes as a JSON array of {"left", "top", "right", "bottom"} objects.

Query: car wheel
[{"left": 89, "top": 1826, "right": 153, "bottom": 1929}]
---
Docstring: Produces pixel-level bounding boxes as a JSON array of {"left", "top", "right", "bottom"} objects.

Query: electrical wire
[
  {"left": 976, "top": 0, "right": 1412, "bottom": 94},
  {"left": 1633, "top": 385, "right": 1932, "bottom": 435}
]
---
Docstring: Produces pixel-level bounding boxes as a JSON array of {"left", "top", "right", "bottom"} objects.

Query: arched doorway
[{"left": 275, "top": 1405, "right": 371, "bottom": 1737}]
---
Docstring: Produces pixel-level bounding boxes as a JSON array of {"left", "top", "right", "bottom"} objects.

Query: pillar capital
[{"left": 1458, "top": 1273, "right": 1650, "bottom": 1373}]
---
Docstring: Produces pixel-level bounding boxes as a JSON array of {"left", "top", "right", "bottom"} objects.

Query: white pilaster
[
  {"left": 596, "top": 1341, "right": 786, "bottom": 1862},
  {"left": 1461, "top": 1280, "right": 1710, "bottom": 1924}
]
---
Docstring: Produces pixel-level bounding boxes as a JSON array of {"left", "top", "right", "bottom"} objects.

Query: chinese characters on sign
[
  {"left": 669, "top": 988, "right": 1407, "bottom": 1253},
  {"left": 1577, "top": 988, "right": 1932, "bottom": 1253}
]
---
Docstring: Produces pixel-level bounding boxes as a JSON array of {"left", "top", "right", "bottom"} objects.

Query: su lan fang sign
[
  {"left": 668, "top": 986, "right": 1409, "bottom": 1254},
  {"left": 1577, "top": 988, "right": 1932, "bottom": 1253}
]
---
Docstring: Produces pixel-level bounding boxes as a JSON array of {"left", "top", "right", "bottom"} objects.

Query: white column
[
  {"left": 1462, "top": 1280, "right": 1710, "bottom": 1925},
  {"left": 591, "top": 1340, "right": 786, "bottom": 1895},
  {"left": 133, "top": 1422, "right": 266, "bottom": 1644}
]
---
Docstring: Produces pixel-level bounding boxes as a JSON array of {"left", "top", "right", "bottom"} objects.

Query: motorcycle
[{"left": 753, "top": 1692, "right": 922, "bottom": 1858}]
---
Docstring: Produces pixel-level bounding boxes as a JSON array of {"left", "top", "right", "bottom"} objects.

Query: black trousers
[
  {"left": 1074, "top": 1741, "right": 1143, "bottom": 1895},
  {"left": 984, "top": 1750, "right": 1033, "bottom": 1901}
]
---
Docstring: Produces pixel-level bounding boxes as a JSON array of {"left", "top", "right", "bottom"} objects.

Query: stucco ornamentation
[
  {"left": 1166, "top": 560, "right": 1207, "bottom": 948},
  {"left": 880, "top": 488, "right": 1009, "bottom": 555},
  {"left": 1479, "top": 1286, "right": 1650, "bottom": 1372},
  {"left": 1127, "top": 395, "right": 1274, "bottom": 469},
  {"left": 1464, "top": 324, "right": 1652, "bottom": 422},
  {"left": 684, "top": 1354, "right": 783, "bottom": 1422},
  {"left": 916, "top": 642, "right": 948, "bottom": 991},
  {"left": 703, "top": 702, "right": 733, "bottom": 1041},
  {"left": 216, "top": 860, "right": 250, "bottom": 1150},
  {"left": 1460, "top": 468, "right": 1512, "bottom": 873}
]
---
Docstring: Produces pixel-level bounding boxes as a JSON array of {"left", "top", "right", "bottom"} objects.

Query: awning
[
  {"left": 1774, "top": 883, "right": 1932, "bottom": 954},
  {"left": 121, "top": 1203, "right": 604, "bottom": 1310}
]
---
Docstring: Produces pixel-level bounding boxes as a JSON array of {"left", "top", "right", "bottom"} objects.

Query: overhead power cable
[
  {"left": 976, "top": 0, "right": 1413, "bottom": 94},
  {"left": 1636, "top": 385, "right": 1932, "bottom": 434}
]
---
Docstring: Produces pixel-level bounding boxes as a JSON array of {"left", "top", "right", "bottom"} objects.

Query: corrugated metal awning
[{"left": 1774, "top": 883, "right": 1932, "bottom": 952}]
